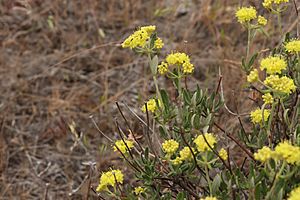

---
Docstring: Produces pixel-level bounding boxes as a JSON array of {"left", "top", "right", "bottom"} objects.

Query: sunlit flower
[
  {"left": 262, "top": 93, "right": 274, "bottom": 104},
  {"left": 274, "top": 141, "right": 300, "bottom": 165},
  {"left": 258, "top": 15, "right": 268, "bottom": 26},
  {"left": 96, "top": 169, "right": 124, "bottom": 192},
  {"left": 247, "top": 69, "right": 259, "bottom": 83},
  {"left": 264, "top": 75, "right": 296, "bottom": 94},
  {"left": 158, "top": 61, "right": 168, "bottom": 75},
  {"left": 194, "top": 133, "right": 217, "bottom": 152},
  {"left": 285, "top": 39, "right": 300, "bottom": 53},
  {"left": 235, "top": 6, "right": 257, "bottom": 24},
  {"left": 179, "top": 147, "right": 194, "bottom": 161},
  {"left": 134, "top": 186, "right": 145, "bottom": 195},
  {"left": 263, "top": 0, "right": 289, "bottom": 9},
  {"left": 250, "top": 108, "right": 270, "bottom": 124},
  {"left": 162, "top": 139, "right": 179, "bottom": 155},
  {"left": 122, "top": 25, "right": 156, "bottom": 49},
  {"left": 171, "top": 156, "right": 183, "bottom": 165},
  {"left": 113, "top": 139, "right": 134, "bottom": 154},
  {"left": 260, "top": 56, "right": 287, "bottom": 74},
  {"left": 142, "top": 98, "right": 160, "bottom": 113},
  {"left": 154, "top": 37, "right": 164, "bottom": 49},
  {"left": 254, "top": 146, "right": 273, "bottom": 162},
  {"left": 288, "top": 186, "right": 300, "bottom": 200},
  {"left": 200, "top": 197, "right": 218, "bottom": 200},
  {"left": 219, "top": 148, "right": 228, "bottom": 160}
]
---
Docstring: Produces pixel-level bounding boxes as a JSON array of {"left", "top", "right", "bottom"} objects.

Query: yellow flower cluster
[
  {"left": 170, "top": 147, "right": 195, "bottom": 166},
  {"left": 159, "top": 52, "right": 195, "bottom": 74},
  {"left": 263, "top": 0, "right": 289, "bottom": 9},
  {"left": 194, "top": 133, "right": 217, "bottom": 152},
  {"left": 96, "top": 169, "right": 124, "bottom": 192},
  {"left": 154, "top": 37, "right": 164, "bottom": 49},
  {"left": 254, "top": 141, "right": 300, "bottom": 165},
  {"left": 288, "top": 186, "right": 300, "bottom": 200},
  {"left": 162, "top": 139, "right": 179, "bottom": 155},
  {"left": 250, "top": 108, "right": 270, "bottom": 124},
  {"left": 158, "top": 61, "right": 168, "bottom": 75},
  {"left": 260, "top": 56, "right": 287, "bottom": 74},
  {"left": 262, "top": 93, "right": 274, "bottom": 104},
  {"left": 219, "top": 148, "right": 228, "bottom": 160},
  {"left": 122, "top": 25, "right": 163, "bottom": 49},
  {"left": 171, "top": 156, "right": 183, "bottom": 165},
  {"left": 258, "top": 15, "right": 268, "bottom": 26},
  {"left": 247, "top": 69, "right": 259, "bottom": 83},
  {"left": 235, "top": 6, "right": 257, "bottom": 24},
  {"left": 254, "top": 146, "right": 273, "bottom": 162},
  {"left": 200, "top": 197, "right": 218, "bottom": 200},
  {"left": 285, "top": 39, "right": 300, "bottom": 53},
  {"left": 134, "top": 186, "right": 145, "bottom": 195},
  {"left": 264, "top": 75, "right": 296, "bottom": 94},
  {"left": 142, "top": 98, "right": 160, "bottom": 113},
  {"left": 113, "top": 139, "right": 134, "bottom": 154}
]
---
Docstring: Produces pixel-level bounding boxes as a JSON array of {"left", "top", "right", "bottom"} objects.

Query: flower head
[
  {"left": 158, "top": 62, "right": 168, "bottom": 75},
  {"left": 134, "top": 186, "right": 145, "bottom": 195},
  {"left": 264, "top": 75, "right": 296, "bottom": 94},
  {"left": 250, "top": 108, "right": 270, "bottom": 124},
  {"left": 179, "top": 147, "right": 194, "bottom": 161},
  {"left": 274, "top": 141, "right": 300, "bottom": 165},
  {"left": 247, "top": 69, "right": 259, "bottom": 83},
  {"left": 219, "top": 148, "right": 228, "bottom": 160},
  {"left": 254, "top": 146, "right": 273, "bottom": 162},
  {"left": 154, "top": 37, "right": 164, "bottom": 49},
  {"left": 122, "top": 25, "right": 156, "bottom": 49},
  {"left": 288, "top": 186, "right": 300, "bottom": 200},
  {"left": 171, "top": 156, "right": 183, "bottom": 165},
  {"left": 262, "top": 93, "right": 274, "bottom": 104},
  {"left": 258, "top": 15, "right": 268, "bottom": 26},
  {"left": 142, "top": 98, "right": 160, "bottom": 113},
  {"left": 194, "top": 133, "right": 217, "bottom": 152},
  {"left": 235, "top": 6, "right": 257, "bottom": 24},
  {"left": 260, "top": 56, "right": 287, "bottom": 74},
  {"left": 96, "top": 169, "right": 124, "bottom": 192},
  {"left": 165, "top": 52, "right": 194, "bottom": 74},
  {"left": 263, "top": 0, "right": 289, "bottom": 9},
  {"left": 113, "top": 139, "right": 134, "bottom": 154},
  {"left": 162, "top": 139, "right": 179, "bottom": 155},
  {"left": 285, "top": 39, "right": 300, "bottom": 53}
]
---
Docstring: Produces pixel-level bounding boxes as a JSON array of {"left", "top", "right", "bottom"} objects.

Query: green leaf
[
  {"left": 176, "top": 192, "right": 186, "bottom": 200},
  {"left": 150, "top": 55, "right": 158, "bottom": 75},
  {"left": 160, "top": 89, "right": 170, "bottom": 110},
  {"left": 212, "top": 174, "right": 221, "bottom": 194}
]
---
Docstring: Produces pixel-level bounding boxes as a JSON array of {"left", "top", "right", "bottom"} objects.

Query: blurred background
[{"left": 0, "top": 0, "right": 298, "bottom": 199}]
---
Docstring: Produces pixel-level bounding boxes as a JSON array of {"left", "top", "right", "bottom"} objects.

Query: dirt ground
[{"left": 0, "top": 0, "right": 298, "bottom": 199}]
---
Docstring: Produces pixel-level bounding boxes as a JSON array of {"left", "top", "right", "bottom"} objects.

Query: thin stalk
[
  {"left": 265, "top": 162, "right": 286, "bottom": 199},
  {"left": 246, "top": 23, "right": 251, "bottom": 62}
]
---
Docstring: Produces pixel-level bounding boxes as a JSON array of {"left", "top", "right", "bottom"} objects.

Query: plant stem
[
  {"left": 246, "top": 23, "right": 251, "bottom": 62},
  {"left": 204, "top": 152, "right": 212, "bottom": 195},
  {"left": 265, "top": 162, "right": 286, "bottom": 199}
]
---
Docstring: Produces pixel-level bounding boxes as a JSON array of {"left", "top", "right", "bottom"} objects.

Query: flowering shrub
[{"left": 92, "top": 1, "right": 300, "bottom": 199}]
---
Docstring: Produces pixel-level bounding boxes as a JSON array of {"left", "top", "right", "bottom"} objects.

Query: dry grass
[{"left": 0, "top": 0, "right": 298, "bottom": 199}]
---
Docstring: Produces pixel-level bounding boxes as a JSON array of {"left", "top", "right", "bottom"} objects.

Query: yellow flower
[
  {"left": 235, "top": 6, "right": 257, "bottom": 24},
  {"left": 166, "top": 52, "right": 190, "bottom": 65},
  {"left": 183, "top": 62, "right": 194, "bottom": 74},
  {"left": 288, "top": 186, "right": 300, "bottom": 200},
  {"left": 219, "top": 148, "right": 228, "bottom": 160},
  {"left": 96, "top": 169, "right": 124, "bottom": 192},
  {"left": 250, "top": 108, "right": 270, "bottom": 124},
  {"left": 274, "top": 141, "right": 300, "bottom": 165},
  {"left": 158, "top": 62, "right": 168, "bottom": 75},
  {"left": 122, "top": 25, "right": 156, "bottom": 49},
  {"left": 179, "top": 147, "right": 194, "bottom": 161},
  {"left": 113, "top": 139, "right": 134, "bottom": 154},
  {"left": 247, "top": 69, "right": 259, "bottom": 83},
  {"left": 162, "top": 139, "right": 179, "bottom": 155},
  {"left": 285, "top": 39, "right": 300, "bottom": 53},
  {"left": 262, "top": 93, "right": 274, "bottom": 104},
  {"left": 258, "top": 15, "right": 268, "bottom": 26},
  {"left": 200, "top": 197, "right": 218, "bottom": 200},
  {"left": 171, "top": 156, "right": 183, "bottom": 165},
  {"left": 260, "top": 56, "right": 287, "bottom": 74},
  {"left": 134, "top": 186, "right": 145, "bottom": 195},
  {"left": 194, "top": 133, "right": 217, "bottom": 152},
  {"left": 254, "top": 146, "right": 273, "bottom": 162},
  {"left": 264, "top": 75, "right": 296, "bottom": 94},
  {"left": 141, "top": 98, "right": 160, "bottom": 113},
  {"left": 154, "top": 37, "right": 164, "bottom": 49},
  {"left": 263, "top": 0, "right": 289, "bottom": 9}
]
